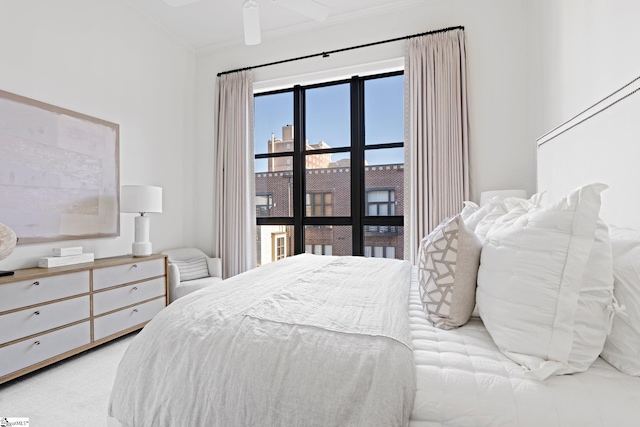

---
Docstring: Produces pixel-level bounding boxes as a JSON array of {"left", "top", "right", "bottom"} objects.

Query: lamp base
[
  {"left": 0, "top": 270, "right": 15, "bottom": 277},
  {"left": 132, "top": 215, "right": 152, "bottom": 257},
  {"left": 132, "top": 242, "right": 152, "bottom": 257}
]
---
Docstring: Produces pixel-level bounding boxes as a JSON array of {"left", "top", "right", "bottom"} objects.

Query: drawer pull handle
[
  {"left": 133, "top": 309, "right": 139, "bottom": 313},
  {"left": 132, "top": 264, "right": 138, "bottom": 269},
  {"left": 34, "top": 341, "right": 40, "bottom": 346},
  {"left": 33, "top": 281, "right": 40, "bottom": 286},
  {"left": 34, "top": 311, "right": 40, "bottom": 316},
  {"left": 132, "top": 287, "right": 138, "bottom": 291}
]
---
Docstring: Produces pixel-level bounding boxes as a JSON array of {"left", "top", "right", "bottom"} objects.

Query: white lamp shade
[
  {"left": 479, "top": 189, "right": 527, "bottom": 206},
  {"left": 121, "top": 185, "right": 163, "bottom": 214}
]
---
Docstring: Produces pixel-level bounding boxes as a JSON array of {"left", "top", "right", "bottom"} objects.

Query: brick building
[{"left": 256, "top": 125, "right": 404, "bottom": 265}]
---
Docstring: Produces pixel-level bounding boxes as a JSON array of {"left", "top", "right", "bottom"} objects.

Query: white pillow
[
  {"left": 460, "top": 201, "right": 479, "bottom": 221},
  {"left": 477, "top": 183, "right": 613, "bottom": 380},
  {"left": 474, "top": 193, "right": 544, "bottom": 244},
  {"left": 418, "top": 214, "right": 482, "bottom": 329},
  {"left": 473, "top": 202, "right": 507, "bottom": 243},
  {"left": 463, "top": 198, "right": 504, "bottom": 231},
  {"left": 172, "top": 257, "right": 209, "bottom": 281},
  {"left": 600, "top": 225, "right": 640, "bottom": 376}
]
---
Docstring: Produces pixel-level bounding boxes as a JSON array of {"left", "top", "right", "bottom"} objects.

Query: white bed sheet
[{"left": 407, "top": 268, "right": 640, "bottom": 426}]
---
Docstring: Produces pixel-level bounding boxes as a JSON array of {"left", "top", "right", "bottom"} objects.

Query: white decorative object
[
  {"left": 52, "top": 247, "right": 83, "bottom": 257},
  {"left": 0, "top": 223, "right": 17, "bottom": 261},
  {"left": 479, "top": 189, "right": 527, "bottom": 206},
  {"left": 0, "top": 223, "right": 17, "bottom": 277},
  {"left": 121, "top": 185, "right": 163, "bottom": 257},
  {"left": 39, "top": 253, "right": 95, "bottom": 268}
]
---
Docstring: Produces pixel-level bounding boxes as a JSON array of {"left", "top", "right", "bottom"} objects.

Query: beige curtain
[
  {"left": 213, "top": 70, "right": 256, "bottom": 278},
  {"left": 404, "top": 29, "right": 470, "bottom": 265}
]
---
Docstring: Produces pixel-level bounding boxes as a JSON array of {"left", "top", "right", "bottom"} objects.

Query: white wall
[
  {"left": 529, "top": 0, "right": 640, "bottom": 139},
  {"left": 195, "top": 0, "right": 534, "bottom": 254},
  {"left": 0, "top": 0, "right": 196, "bottom": 270}
]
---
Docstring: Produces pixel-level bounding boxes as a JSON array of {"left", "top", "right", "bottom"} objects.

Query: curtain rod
[{"left": 217, "top": 25, "right": 464, "bottom": 77}]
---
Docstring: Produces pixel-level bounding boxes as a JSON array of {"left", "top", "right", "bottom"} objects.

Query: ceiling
[{"left": 123, "top": 0, "right": 425, "bottom": 51}]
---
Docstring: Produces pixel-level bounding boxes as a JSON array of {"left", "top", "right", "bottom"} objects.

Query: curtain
[
  {"left": 404, "top": 29, "right": 470, "bottom": 265},
  {"left": 213, "top": 70, "right": 256, "bottom": 278}
]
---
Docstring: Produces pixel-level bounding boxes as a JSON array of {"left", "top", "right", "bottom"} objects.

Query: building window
[
  {"left": 256, "top": 193, "right": 273, "bottom": 217},
  {"left": 306, "top": 192, "right": 333, "bottom": 217},
  {"left": 364, "top": 246, "right": 395, "bottom": 259},
  {"left": 272, "top": 233, "right": 287, "bottom": 262},
  {"left": 367, "top": 189, "right": 395, "bottom": 216},
  {"left": 306, "top": 244, "right": 333, "bottom": 255}
]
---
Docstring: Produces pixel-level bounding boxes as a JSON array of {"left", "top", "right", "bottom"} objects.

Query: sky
[{"left": 254, "top": 74, "right": 404, "bottom": 169}]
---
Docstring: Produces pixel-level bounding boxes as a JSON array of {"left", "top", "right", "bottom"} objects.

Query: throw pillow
[
  {"left": 476, "top": 183, "right": 612, "bottom": 380},
  {"left": 600, "top": 225, "right": 640, "bottom": 376},
  {"left": 172, "top": 257, "right": 209, "bottom": 281},
  {"left": 418, "top": 214, "right": 482, "bottom": 329}
]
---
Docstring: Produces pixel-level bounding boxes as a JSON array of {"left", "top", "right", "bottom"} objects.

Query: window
[
  {"left": 256, "top": 193, "right": 273, "bottom": 217},
  {"left": 305, "top": 244, "right": 333, "bottom": 256},
  {"left": 367, "top": 189, "right": 395, "bottom": 216},
  {"left": 272, "top": 233, "right": 286, "bottom": 261},
  {"left": 255, "top": 72, "right": 404, "bottom": 261},
  {"left": 364, "top": 246, "right": 396, "bottom": 259},
  {"left": 306, "top": 192, "right": 333, "bottom": 216}
]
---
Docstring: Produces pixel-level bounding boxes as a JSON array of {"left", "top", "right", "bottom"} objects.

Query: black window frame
[{"left": 255, "top": 70, "right": 404, "bottom": 257}]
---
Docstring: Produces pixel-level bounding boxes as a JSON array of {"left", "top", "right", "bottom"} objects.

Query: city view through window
[{"left": 255, "top": 73, "right": 404, "bottom": 266}]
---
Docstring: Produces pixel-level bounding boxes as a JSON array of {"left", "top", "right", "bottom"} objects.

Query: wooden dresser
[{"left": 0, "top": 254, "right": 168, "bottom": 384}]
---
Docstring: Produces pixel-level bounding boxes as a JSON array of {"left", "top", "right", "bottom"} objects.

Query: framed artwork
[{"left": 0, "top": 89, "right": 120, "bottom": 244}]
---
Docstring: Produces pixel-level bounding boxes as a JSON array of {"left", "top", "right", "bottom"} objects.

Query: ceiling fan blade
[
  {"left": 243, "top": 1, "right": 261, "bottom": 45},
  {"left": 274, "top": 0, "right": 330, "bottom": 22}
]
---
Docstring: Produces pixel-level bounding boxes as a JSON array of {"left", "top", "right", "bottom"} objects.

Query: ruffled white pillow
[
  {"left": 477, "top": 183, "right": 613, "bottom": 380},
  {"left": 600, "top": 225, "right": 640, "bottom": 375}
]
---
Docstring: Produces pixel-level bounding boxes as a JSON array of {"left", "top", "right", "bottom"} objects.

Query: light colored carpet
[{"left": 0, "top": 332, "right": 136, "bottom": 427}]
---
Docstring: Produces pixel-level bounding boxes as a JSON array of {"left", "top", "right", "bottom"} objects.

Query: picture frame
[{"left": 0, "top": 89, "right": 120, "bottom": 244}]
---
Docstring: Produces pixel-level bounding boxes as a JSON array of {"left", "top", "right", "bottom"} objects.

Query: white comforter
[{"left": 109, "top": 254, "right": 415, "bottom": 427}]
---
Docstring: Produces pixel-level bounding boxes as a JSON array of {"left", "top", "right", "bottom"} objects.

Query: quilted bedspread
[{"left": 407, "top": 269, "right": 640, "bottom": 427}]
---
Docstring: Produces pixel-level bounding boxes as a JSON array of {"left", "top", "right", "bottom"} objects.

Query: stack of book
[{"left": 38, "top": 247, "right": 94, "bottom": 268}]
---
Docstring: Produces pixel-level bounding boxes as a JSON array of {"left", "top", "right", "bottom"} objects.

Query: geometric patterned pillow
[
  {"left": 418, "top": 214, "right": 482, "bottom": 329},
  {"left": 171, "top": 257, "right": 209, "bottom": 282}
]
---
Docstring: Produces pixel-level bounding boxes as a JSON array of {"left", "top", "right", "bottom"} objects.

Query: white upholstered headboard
[{"left": 537, "top": 76, "right": 640, "bottom": 229}]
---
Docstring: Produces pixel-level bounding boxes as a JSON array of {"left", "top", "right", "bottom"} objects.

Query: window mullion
[
  {"left": 351, "top": 76, "right": 365, "bottom": 256},
  {"left": 293, "top": 85, "right": 305, "bottom": 254}
]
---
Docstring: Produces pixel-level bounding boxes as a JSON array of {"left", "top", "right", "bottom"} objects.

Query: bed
[{"left": 108, "top": 76, "right": 640, "bottom": 426}]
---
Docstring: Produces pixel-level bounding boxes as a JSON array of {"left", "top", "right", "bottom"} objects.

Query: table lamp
[{"left": 121, "top": 185, "right": 163, "bottom": 257}]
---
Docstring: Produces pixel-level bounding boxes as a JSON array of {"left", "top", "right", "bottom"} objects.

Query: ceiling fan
[
  {"left": 163, "top": 0, "right": 330, "bottom": 46},
  {"left": 243, "top": 0, "right": 330, "bottom": 45}
]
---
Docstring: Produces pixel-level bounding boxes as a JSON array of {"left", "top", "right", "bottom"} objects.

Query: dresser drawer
[
  {"left": 93, "top": 258, "right": 165, "bottom": 290},
  {"left": 93, "top": 277, "right": 166, "bottom": 316},
  {"left": 0, "top": 296, "right": 90, "bottom": 345},
  {"left": 0, "top": 321, "right": 90, "bottom": 378},
  {"left": 0, "top": 271, "right": 89, "bottom": 313},
  {"left": 93, "top": 298, "right": 165, "bottom": 341}
]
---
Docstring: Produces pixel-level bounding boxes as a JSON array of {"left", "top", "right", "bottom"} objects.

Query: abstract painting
[{"left": 0, "top": 90, "right": 119, "bottom": 244}]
